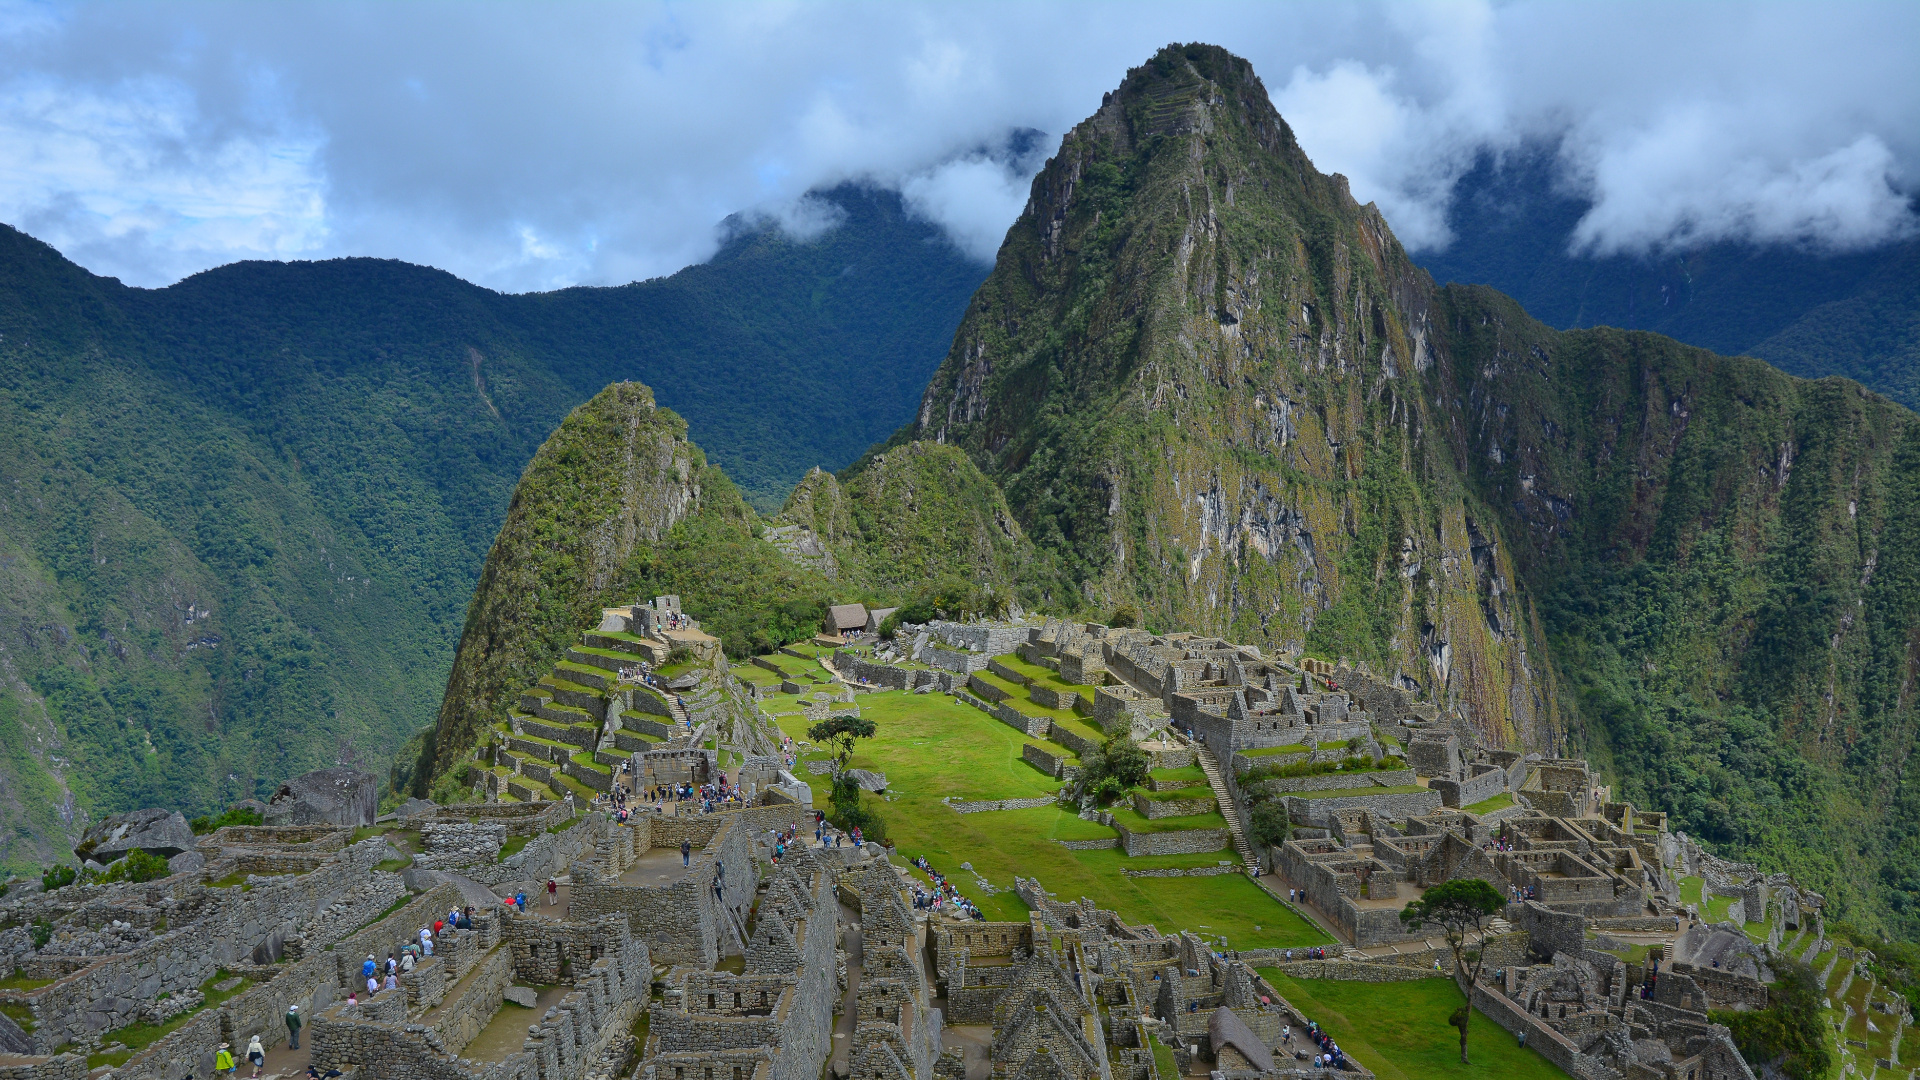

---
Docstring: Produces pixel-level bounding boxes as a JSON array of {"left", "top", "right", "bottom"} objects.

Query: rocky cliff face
[
  {"left": 884, "top": 43, "right": 1920, "bottom": 932},
  {"left": 431, "top": 382, "right": 703, "bottom": 774}
]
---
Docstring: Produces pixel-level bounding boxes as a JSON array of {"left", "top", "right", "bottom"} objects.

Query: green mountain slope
[
  {"left": 868, "top": 43, "right": 1920, "bottom": 936},
  {"left": 1418, "top": 144, "right": 1920, "bottom": 412},
  {"left": 0, "top": 183, "right": 984, "bottom": 869}
]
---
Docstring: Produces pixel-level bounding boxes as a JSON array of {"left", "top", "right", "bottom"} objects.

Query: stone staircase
[{"left": 1195, "top": 745, "right": 1259, "bottom": 871}]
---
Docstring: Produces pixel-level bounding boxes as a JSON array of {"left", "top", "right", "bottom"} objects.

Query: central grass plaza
[{"left": 745, "top": 666, "right": 1331, "bottom": 950}]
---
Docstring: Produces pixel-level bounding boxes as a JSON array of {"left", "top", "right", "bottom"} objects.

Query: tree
[
  {"left": 1079, "top": 735, "right": 1150, "bottom": 805},
  {"left": 1109, "top": 602, "right": 1140, "bottom": 629},
  {"left": 1248, "top": 800, "right": 1290, "bottom": 847},
  {"left": 1399, "top": 878, "right": 1507, "bottom": 1064},
  {"left": 807, "top": 714, "right": 877, "bottom": 779}
]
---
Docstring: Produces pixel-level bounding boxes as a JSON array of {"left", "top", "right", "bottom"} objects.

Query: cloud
[{"left": 0, "top": 1, "right": 1912, "bottom": 288}]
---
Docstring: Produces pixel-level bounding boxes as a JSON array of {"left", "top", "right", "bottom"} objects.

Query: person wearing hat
[
  {"left": 361, "top": 954, "right": 376, "bottom": 979},
  {"left": 214, "top": 1042, "right": 235, "bottom": 1078},
  {"left": 245, "top": 1034, "right": 265, "bottom": 1079},
  {"left": 284, "top": 1004, "right": 302, "bottom": 1049}
]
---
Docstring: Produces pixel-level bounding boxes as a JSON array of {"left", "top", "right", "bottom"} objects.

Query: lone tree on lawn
[
  {"left": 807, "top": 713, "right": 878, "bottom": 832},
  {"left": 1399, "top": 878, "right": 1506, "bottom": 1064}
]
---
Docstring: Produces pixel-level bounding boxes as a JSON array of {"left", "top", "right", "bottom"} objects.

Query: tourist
[
  {"left": 245, "top": 1035, "right": 265, "bottom": 1079},
  {"left": 420, "top": 926, "right": 433, "bottom": 955},
  {"left": 347, "top": 991, "right": 357, "bottom": 1007},
  {"left": 284, "top": 1004, "right": 302, "bottom": 1050},
  {"left": 367, "top": 974, "right": 380, "bottom": 996},
  {"left": 682, "top": 839, "right": 693, "bottom": 867},
  {"left": 547, "top": 878, "right": 559, "bottom": 906},
  {"left": 362, "top": 954, "right": 377, "bottom": 979},
  {"left": 515, "top": 891, "right": 529, "bottom": 910},
  {"left": 385, "top": 953, "right": 397, "bottom": 976},
  {"left": 384, "top": 972, "right": 397, "bottom": 993},
  {"left": 400, "top": 949, "right": 415, "bottom": 973},
  {"left": 215, "top": 1043, "right": 235, "bottom": 1079}
]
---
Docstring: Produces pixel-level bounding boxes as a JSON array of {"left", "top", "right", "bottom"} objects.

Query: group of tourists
[
  {"left": 906, "top": 855, "right": 984, "bottom": 920},
  {"left": 1508, "top": 883, "right": 1540, "bottom": 902},
  {"left": 768, "top": 822, "right": 801, "bottom": 863},
  {"left": 1280, "top": 947, "right": 1331, "bottom": 960},
  {"left": 1284, "top": 1019, "right": 1350, "bottom": 1070}
]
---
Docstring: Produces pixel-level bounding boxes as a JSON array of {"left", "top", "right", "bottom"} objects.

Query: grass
[
  {"left": 1150, "top": 764, "right": 1208, "bottom": 787},
  {"left": 1107, "top": 806, "right": 1227, "bottom": 834},
  {"left": 1259, "top": 970, "right": 1570, "bottom": 1080},
  {"left": 548, "top": 814, "right": 583, "bottom": 834},
  {"left": 1148, "top": 1033, "right": 1177, "bottom": 1077},
  {"left": 0, "top": 1001, "right": 35, "bottom": 1033},
  {"left": 1288, "top": 785, "right": 1427, "bottom": 799},
  {"left": 338, "top": 890, "right": 419, "bottom": 941},
  {"left": 1238, "top": 743, "right": 1314, "bottom": 758},
  {"left": 1700, "top": 892, "right": 1738, "bottom": 925},
  {"left": 1677, "top": 876, "right": 1705, "bottom": 906},
  {"left": 1134, "top": 785, "right": 1216, "bottom": 802},
  {"left": 0, "top": 972, "right": 54, "bottom": 992},
  {"left": 499, "top": 835, "right": 531, "bottom": 862},
  {"left": 775, "top": 688, "right": 1328, "bottom": 948},
  {"left": 569, "top": 751, "right": 611, "bottom": 775},
  {"left": 989, "top": 654, "right": 1101, "bottom": 702},
  {"left": 206, "top": 872, "right": 250, "bottom": 889},
  {"left": 1465, "top": 793, "right": 1514, "bottom": 815}
]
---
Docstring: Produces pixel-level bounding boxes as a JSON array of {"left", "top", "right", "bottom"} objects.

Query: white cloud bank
[{"left": 0, "top": 0, "right": 1912, "bottom": 289}]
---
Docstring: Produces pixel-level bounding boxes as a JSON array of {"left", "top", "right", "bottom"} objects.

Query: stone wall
[
  {"left": 1112, "top": 821, "right": 1227, "bottom": 857},
  {"left": 1244, "top": 769, "right": 1416, "bottom": 794},
  {"left": 428, "top": 944, "right": 512, "bottom": 1054},
  {"left": 1020, "top": 743, "right": 1074, "bottom": 779},
  {"left": 1429, "top": 766, "right": 1507, "bottom": 809},
  {"left": 1282, "top": 789, "right": 1441, "bottom": 825}
]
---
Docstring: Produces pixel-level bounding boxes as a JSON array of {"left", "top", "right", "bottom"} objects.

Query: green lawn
[
  {"left": 1677, "top": 876, "right": 1704, "bottom": 906},
  {"left": 990, "top": 654, "right": 1100, "bottom": 702},
  {"left": 1465, "top": 793, "right": 1514, "bottom": 815},
  {"left": 1239, "top": 743, "right": 1313, "bottom": 758},
  {"left": 776, "top": 689, "right": 1327, "bottom": 947},
  {"left": 1259, "top": 970, "right": 1570, "bottom": 1080},
  {"left": 1150, "top": 764, "right": 1208, "bottom": 787},
  {"left": 1135, "top": 785, "right": 1216, "bottom": 802},
  {"left": 1108, "top": 805, "right": 1228, "bottom": 834}
]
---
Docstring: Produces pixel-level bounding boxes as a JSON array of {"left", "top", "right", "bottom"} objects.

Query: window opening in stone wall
[{"left": 708, "top": 993, "right": 716, "bottom": 1009}]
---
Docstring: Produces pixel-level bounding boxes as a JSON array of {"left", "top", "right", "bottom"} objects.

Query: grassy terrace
[
  {"left": 87, "top": 970, "right": 258, "bottom": 1068},
  {"left": 774, "top": 688, "right": 1327, "bottom": 948},
  {"left": 990, "top": 654, "right": 1101, "bottom": 702},
  {"left": 1259, "top": 970, "right": 1567, "bottom": 1080},
  {"left": 1465, "top": 793, "right": 1515, "bottom": 815},
  {"left": 569, "top": 752, "right": 610, "bottom": 775},
  {"left": 1238, "top": 743, "right": 1314, "bottom": 758},
  {"left": 1135, "top": 785, "right": 1216, "bottom": 802},
  {"left": 1107, "top": 806, "right": 1227, "bottom": 834},
  {"left": 1150, "top": 764, "right": 1209, "bottom": 787},
  {"left": 970, "top": 671, "right": 1107, "bottom": 746}
]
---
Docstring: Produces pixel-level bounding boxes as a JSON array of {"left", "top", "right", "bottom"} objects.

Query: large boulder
[
  {"left": 76, "top": 808, "right": 197, "bottom": 863},
  {"left": 264, "top": 767, "right": 380, "bottom": 827},
  {"left": 845, "top": 769, "right": 888, "bottom": 793}
]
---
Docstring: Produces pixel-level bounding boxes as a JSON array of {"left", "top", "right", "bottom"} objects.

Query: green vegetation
[
  {"left": 40, "top": 864, "right": 75, "bottom": 892},
  {"left": 1242, "top": 755, "right": 1385, "bottom": 782},
  {"left": 1075, "top": 735, "right": 1150, "bottom": 805},
  {"left": 95, "top": 850, "right": 172, "bottom": 884},
  {"left": 189, "top": 806, "right": 264, "bottom": 835},
  {"left": 498, "top": 835, "right": 531, "bottom": 862},
  {"left": 1713, "top": 960, "right": 1832, "bottom": 1080},
  {"left": 1464, "top": 793, "right": 1514, "bottom": 815},
  {"left": 1258, "top": 971, "right": 1569, "bottom": 1080},
  {"left": 0, "top": 972, "right": 53, "bottom": 992},
  {"left": 1105, "top": 806, "right": 1227, "bottom": 834}
]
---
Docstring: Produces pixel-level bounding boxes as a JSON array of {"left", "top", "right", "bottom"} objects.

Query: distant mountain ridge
[
  {"left": 0, "top": 183, "right": 985, "bottom": 870},
  {"left": 1419, "top": 144, "right": 1920, "bottom": 410}
]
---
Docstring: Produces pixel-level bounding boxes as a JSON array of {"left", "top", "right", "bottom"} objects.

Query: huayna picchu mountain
[{"left": 796, "top": 44, "right": 1920, "bottom": 937}]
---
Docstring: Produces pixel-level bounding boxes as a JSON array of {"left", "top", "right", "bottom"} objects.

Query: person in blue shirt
[
  {"left": 515, "top": 891, "right": 528, "bottom": 910},
  {"left": 361, "top": 954, "right": 376, "bottom": 979}
]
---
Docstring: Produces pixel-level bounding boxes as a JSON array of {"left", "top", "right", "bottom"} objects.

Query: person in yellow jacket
[{"left": 214, "top": 1043, "right": 236, "bottom": 1078}]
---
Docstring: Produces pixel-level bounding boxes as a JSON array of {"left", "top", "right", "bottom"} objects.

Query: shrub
[
  {"left": 40, "top": 865, "right": 76, "bottom": 892},
  {"left": 1108, "top": 603, "right": 1139, "bottom": 629},
  {"left": 99, "top": 850, "right": 172, "bottom": 884},
  {"left": 189, "top": 806, "right": 264, "bottom": 835},
  {"left": 1249, "top": 801, "right": 1290, "bottom": 847},
  {"left": 1077, "top": 735, "right": 1150, "bottom": 805},
  {"left": 29, "top": 919, "right": 51, "bottom": 949}
]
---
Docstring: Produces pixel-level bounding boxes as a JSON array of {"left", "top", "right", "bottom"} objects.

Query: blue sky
[{"left": 1, "top": 0, "right": 1913, "bottom": 291}]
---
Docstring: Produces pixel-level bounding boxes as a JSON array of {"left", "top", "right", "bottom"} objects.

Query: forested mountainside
[
  {"left": 0, "top": 184, "right": 982, "bottom": 872},
  {"left": 1419, "top": 144, "right": 1920, "bottom": 412},
  {"left": 862, "top": 44, "right": 1920, "bottom": 936}
]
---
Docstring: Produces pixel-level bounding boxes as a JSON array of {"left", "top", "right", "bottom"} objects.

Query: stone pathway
[{"left": 1195, "top": 744, "right": 1258, "bottom": 869}]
